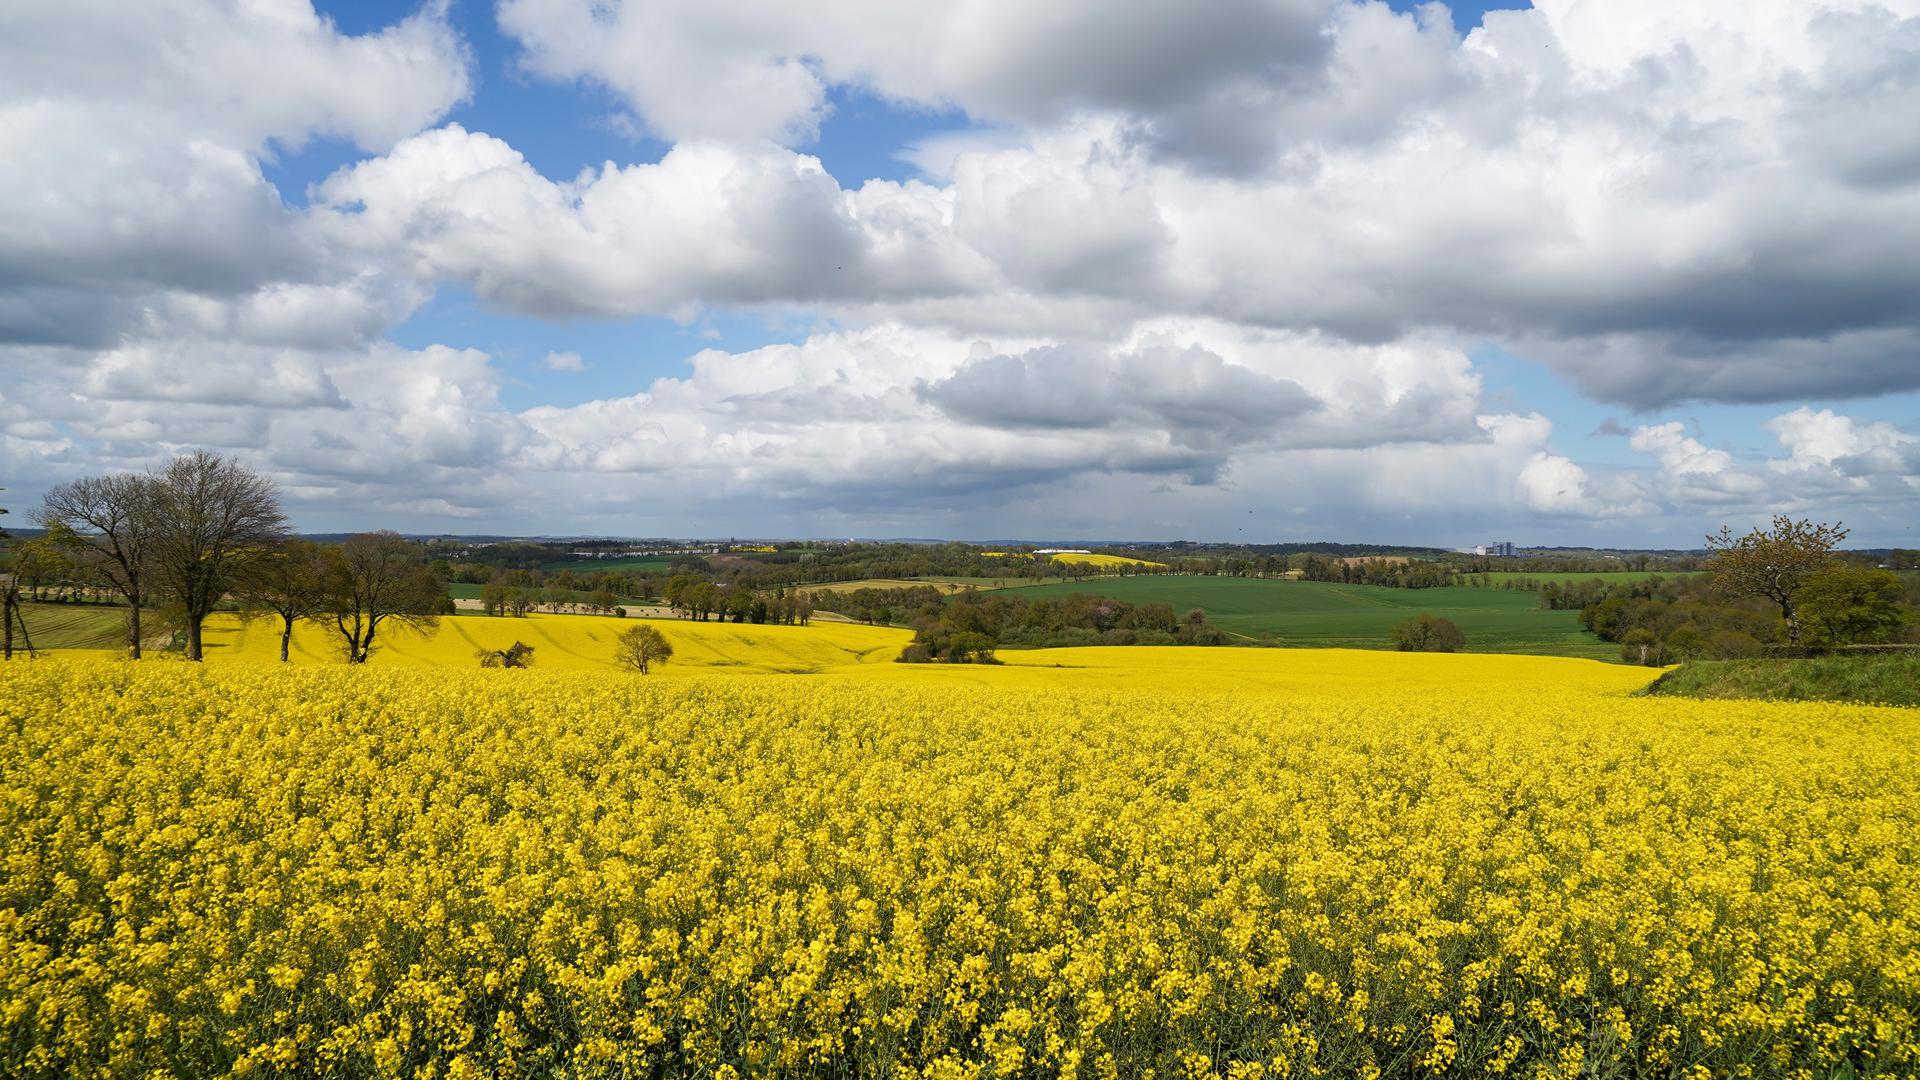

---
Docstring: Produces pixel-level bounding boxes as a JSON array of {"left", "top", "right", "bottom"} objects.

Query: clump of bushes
[
  {"left": 476, "top": 641, "right": 536, "bottom": 668},
  {"left": 1390, "top": 614, "right": 1466, "bottom": 653},
  {"left": 898, "top": 630, "right": 999, "bottom": 665}
]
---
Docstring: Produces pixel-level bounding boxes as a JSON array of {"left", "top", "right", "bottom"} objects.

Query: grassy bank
[{"left": 1645, "top": 652, "right": 1920, "bottom": 707}]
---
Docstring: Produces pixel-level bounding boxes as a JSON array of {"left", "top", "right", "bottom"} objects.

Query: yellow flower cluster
[{"left": 1, "top": 657, "right": 1916, "bottom": 1078}]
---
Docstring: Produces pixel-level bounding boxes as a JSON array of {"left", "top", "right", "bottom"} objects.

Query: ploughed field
[
  {"left": 7, "top": 602, "right": 131, "bottom": 650},
  {"left": 3, "top": 649, "right": 1916, "bottom": 1078},
  {"left": 996, "top": 576, "right": 1616, "bottom": 658}
]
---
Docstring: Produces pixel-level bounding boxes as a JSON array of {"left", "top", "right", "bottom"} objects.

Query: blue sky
[{"left": 5, "top": 0, "right": 1918, "bottom": 543}]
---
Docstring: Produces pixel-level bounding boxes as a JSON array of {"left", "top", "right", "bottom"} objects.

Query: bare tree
[
  {"left": 0, "top": 571, "right": 28, "bottom": 660},
  {"left": 1, "top": 489, "right": 32, "bottom": 660},
  {"left": 145, "top": 451, "right": 287, "bottom": 661},
  {"left": 324, "top": 532, "right": 442, "bottom": 663},
  {"left": 39, "top": 474, "right": 156, "bottom": 658},
  {"left": 613, "top": 624, "right": 673, "bottom": 673},
  {"left": 239, "top": 538, "right": 331, "bottom": 662},
  {"left": 1705, "top": 516, "right": 1849, "bottom": 645}
]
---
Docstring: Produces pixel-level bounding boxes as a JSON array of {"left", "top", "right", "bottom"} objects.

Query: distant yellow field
[
  {"left": 68, "top": 612, "right": 1658, "bottom": 696},
  {"left": 1047, "top": 551, "right": 1165, "bottom": 568},
  {"left": 193, "top": 611, "right": 1650, "bottom": 694},
  {"left": 838, "top": 643, "right": 1657, "bottom": 696},
  {"left": 199, "top": 612, "right": 911, "bottom": 675}
]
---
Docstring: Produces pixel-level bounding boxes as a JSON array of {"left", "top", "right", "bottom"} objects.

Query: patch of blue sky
[
  {"left": 267, "top": 1, "right": 670, "bottom": 207},
  {"left": 1478, "top": 342, "right": 1920, "bottom": 470},
  {"left": 386, "top": 287, "right": 815, "bottom": 410},
  {"left": 1469, "top": 344, "right": 1634, "bottom": 464},
  {"left": 809, "top": 84, "right": 976, "bottom": 186},
  {"left": 1386, "top": 0, "right": 1533, "bottom": 29}
]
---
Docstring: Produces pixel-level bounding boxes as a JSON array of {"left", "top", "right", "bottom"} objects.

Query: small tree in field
[
  {"left": 323, "top": 532, "right": 442, "bottom": 663},
  {"left": 1705, "top": 516, "right": 1848, "bottom": 645},
  {"left": 476, "top": 641, "right": 536, "bottom": 668},
  {"left": 239, "top": 538, "right": 330, "bottom": 663},
  {"left": 143, "top": 451, "right": 287, "bottom": 661},
  {"left": 39, "top": 475, "right": 156, "bottom": 657},
  {"left": 1391, "top": 613, "right": 1466, "bottom": 652},
  {"left": 614, "top": 624, "right": 673, "bottom": 673},
  {"left": 480, "top": 581, "right": 510, "bottom": 616}
]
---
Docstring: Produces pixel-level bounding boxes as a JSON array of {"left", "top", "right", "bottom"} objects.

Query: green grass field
[
  {"left": 11, "top": 602, "right": 131, "bottom": 650},
  {"left": 993, "top": 576, "right": 1615, "bottom": 659},
  {"left": 536, "top": 555, "right": 679, "bottom": 573}
]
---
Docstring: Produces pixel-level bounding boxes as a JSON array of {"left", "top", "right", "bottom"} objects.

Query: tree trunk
[
  {"left": 128, "top": 599, "right": 142, "bottom": 659},
  {"left": 1781, "top": 597, "right": 1800, "bottom": 645},
  {"left": 186, "top": 616, "right": 203, "bottom": 661},
  {"left": 3, "top": 588, "right": 13, "bottom": 661},
  {"left": 279, "top": 614, "right": 294, "bottom": 663}
]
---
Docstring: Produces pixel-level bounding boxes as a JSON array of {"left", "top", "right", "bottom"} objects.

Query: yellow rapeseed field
[
  {"left": 1047, "top": 553, "right": 1166, "bottom": 568},
  {"left": 198, "top": 612, "right": 912, "bottom": 675},
  {"left": 2, "top": 650, "right": 1916, "bottom": 1078}
]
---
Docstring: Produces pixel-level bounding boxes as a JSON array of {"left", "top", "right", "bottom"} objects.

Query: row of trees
[
  {"left": 478, "top": 582, "right": 624, "bottom": 618},
  {"left": 11, "top": 454, "right": 446, "bottom": 663},
  {"left": 898, "top": 593, "right": 1231, "bottom": 663},
  {"left": 1295, "top": 556, "right": 1459, "bottom": 589},
  {"left": 662, "top": 575, "right": 815, "bottom": 625},
  {"left": 32, "top": 453, "right": 285, "bottom": 660}
]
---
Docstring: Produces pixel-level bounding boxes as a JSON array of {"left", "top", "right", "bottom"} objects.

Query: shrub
[
  {"left": 1662, "top": 625, "right": 1710, "bottom": 661},
  {"left": 1390, "top": 613, "right": 1466, "bottom": 653},
  {"left": 1799, "top": 566, "right": 1907, "bottom": 647},
  {"left": 476, "top": 641, "right": 536, "bottom": 668},
  {"left": 1706, "top": 630, "right": 1764, "bottom": 659}
]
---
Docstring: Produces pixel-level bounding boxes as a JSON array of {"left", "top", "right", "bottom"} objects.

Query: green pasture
[{"left": 993, "top": 576, "right": 1616, "bottom": 659}]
